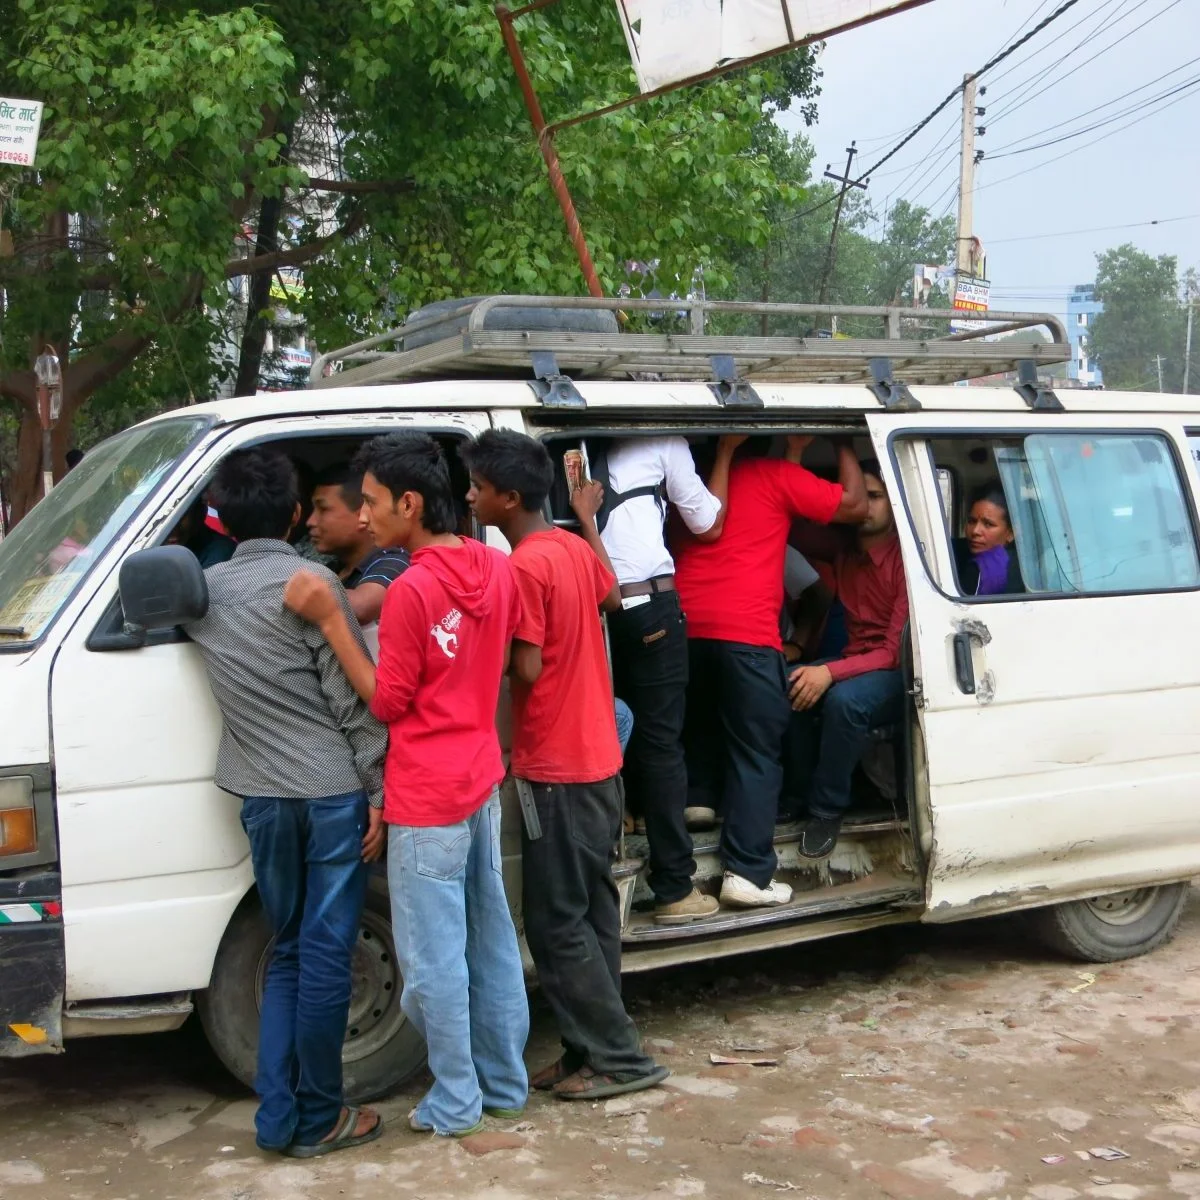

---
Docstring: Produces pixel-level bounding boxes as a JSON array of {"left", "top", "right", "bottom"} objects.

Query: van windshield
[{"left": 0, "top": 416, "right": 211, "bottom": 646}]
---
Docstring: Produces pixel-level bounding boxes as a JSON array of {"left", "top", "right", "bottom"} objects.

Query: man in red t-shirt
[
  {"left": 283, "top": 433, "right": 529, "bottom": 1138},
  {"left": 673, "top": 437, "right": 868, "bottom": 909},
  {"left": 463, "top": 429, "right": 669, "bottom": 1103}
]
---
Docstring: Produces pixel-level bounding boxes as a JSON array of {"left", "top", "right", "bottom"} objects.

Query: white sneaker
[
  {"left": 684, "top": 806, "right": 717, "bottom": 830},
  {"left": 720, "top": 872, "right": 793, "bottom": 908}
]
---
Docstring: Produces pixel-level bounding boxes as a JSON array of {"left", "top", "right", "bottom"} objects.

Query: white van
[{"left": 2, "top": 296, "right": 1198, "bottom": 1100}]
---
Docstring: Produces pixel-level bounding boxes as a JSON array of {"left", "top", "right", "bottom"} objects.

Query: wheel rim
[
  {"left": 255, "top": 907, "right": 408, "bottom": 1065},
  {"left": 1082, "top": 888, "right": 1158, "bottom": 926}
]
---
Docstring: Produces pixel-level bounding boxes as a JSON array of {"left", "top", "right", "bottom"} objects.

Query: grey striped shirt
[{"left": 185, "top": 539, "right": 385, "bottom": 806}]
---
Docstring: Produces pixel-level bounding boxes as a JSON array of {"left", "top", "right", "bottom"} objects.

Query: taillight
[{"left": 0, "top": 777, "right": 36, "bottom": 857}]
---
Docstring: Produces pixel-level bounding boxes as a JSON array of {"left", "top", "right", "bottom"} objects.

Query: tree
[
  {"left": 730, "top": 136, "right": 955, "bottom": 334},
  {"left": 1091, "top": 244, "right": 1187, "bottom": 392},
  {"left": 1, "top": 0, "right": 819, "bottom": 522}
]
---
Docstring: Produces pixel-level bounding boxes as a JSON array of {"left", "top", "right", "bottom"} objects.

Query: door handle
[{"left": 952, "top": 632, "right": 976, "bottom": 695}]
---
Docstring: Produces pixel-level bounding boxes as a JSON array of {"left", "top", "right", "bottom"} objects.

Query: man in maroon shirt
[{"left": 787, "top": 462, "right": 909, "bottom": 859}]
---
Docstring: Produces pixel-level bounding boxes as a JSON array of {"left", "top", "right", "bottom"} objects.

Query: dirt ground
[{"left": 3, "top": 891, "right": 1200, "bottom": 1200}]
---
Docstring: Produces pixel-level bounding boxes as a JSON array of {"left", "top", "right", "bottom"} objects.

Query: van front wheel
[
  {"left": 1028, "top": 883, "right": 1190, "bottom": 962},
  {"left": 197, "top": 889, "right": 426, "bottom": 1102}
]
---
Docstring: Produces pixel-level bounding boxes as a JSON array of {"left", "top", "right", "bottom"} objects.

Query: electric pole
[
  {"left": 817, "top": 142, "right": 867, "bottom": 305},
  {"left": 956, "top": 74, "right": 981, "bottom": 278},
  {"left": 1184, "top": 276, "right": 1195, "bottom": 395},
  {"left": 1156, "top": 353, "right": 1165, "bottom": 393}
]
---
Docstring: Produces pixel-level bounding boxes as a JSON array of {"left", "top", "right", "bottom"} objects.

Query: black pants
[
  {"left": 683, "top": 638, "right": 790, "bottom": 890},
  {"left": 608, "top": 592, "right": 695, "bottom": 905},
  {"left": 521, "top": 777, "right": 656, "bottom": 1079}
]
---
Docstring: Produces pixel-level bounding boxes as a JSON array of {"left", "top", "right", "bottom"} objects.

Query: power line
[
  {"left": 985, "top": 52, "right": 1200, "bottom": 155},
  {"left": 987, "top": 0, "right": 1185, "bottom": 125},
  {"left": 987, "top": 213, "right": 1200, "bottom": 244},
  {"left": 988, "top": 74, "right": 1200, "bottom": 160},
  {"left": 984, "top": 0, "right": 1133, "bottom": 103},
  {"left": 974, "top": 80, "right": 1200, "bottom": 194},
  {"left": 853, "top": 0, "right": 1083, "bottom": 186}
]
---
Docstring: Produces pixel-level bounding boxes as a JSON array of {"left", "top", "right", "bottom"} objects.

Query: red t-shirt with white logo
[
  {"left": 509, "top": 527, "right": 621, "bottom": 784},
  {"left": 371, "top": 538, "right": 520, "bottom": 826},
  {"left": 673, "top": 459, "right": 843, "bottom": 650}
]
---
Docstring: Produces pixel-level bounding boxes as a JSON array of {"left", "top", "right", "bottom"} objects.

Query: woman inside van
[{"left": 953, "top": 483, "right": 1024, "bottom": 596}]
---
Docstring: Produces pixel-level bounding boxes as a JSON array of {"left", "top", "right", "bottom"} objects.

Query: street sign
[
  {"left": 952, "top": 273, "right": 990, "bottom": 332},
  {"left": 0, "top": 98, "right": 43, "bottom": 167}
]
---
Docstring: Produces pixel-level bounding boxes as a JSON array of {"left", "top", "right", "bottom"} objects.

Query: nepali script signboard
[
  {"left": 0, "top": 98, "right": 44, "bottom": 167},
  {"left": 614, "top": 0, "right": 929, "bottom": 92},
  {"left": 951, "top": 274, "right": 991, "bottom": 333}
]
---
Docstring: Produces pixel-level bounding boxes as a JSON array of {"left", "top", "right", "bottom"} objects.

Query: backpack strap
[{"left": 586, "top": 440, "right": 666, "bottom": 534}]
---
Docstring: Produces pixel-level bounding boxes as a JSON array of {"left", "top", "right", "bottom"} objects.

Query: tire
[
  {"left": 401, "top": 295, "right": 619, "bottom": 350},
  {"left": 196, "top": 888, "right": 425, "bottom": 1102},
  {"left": 1027, "top": 882, "right": 1190, "bottom": 962}
]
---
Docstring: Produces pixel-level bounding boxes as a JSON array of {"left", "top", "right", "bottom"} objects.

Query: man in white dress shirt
[{"left": 572, "top": 435, "right": 742, "bottom": 925}]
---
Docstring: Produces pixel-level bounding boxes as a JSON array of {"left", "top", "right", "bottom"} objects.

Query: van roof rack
[{"left": 308, "top": 294, "right": 1070, "bottom": 392}]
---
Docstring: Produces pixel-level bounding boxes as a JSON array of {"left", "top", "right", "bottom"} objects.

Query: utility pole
[
  {"left": 1156, "top": 353, "right": 1165, "bottom": 393},
  {"left": 1184, "top": 276, "right": 1195, "bottom": 395},
  {"left": 817, "top": 142, "right": 867, "bottom": 305},
  {"left": 956, "top": 74, "right": 982, "bottom": 278}
]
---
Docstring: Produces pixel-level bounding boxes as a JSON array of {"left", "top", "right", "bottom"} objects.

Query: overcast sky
[{"left": 775, "top": 0, "right": 1200, "bottom": 318}]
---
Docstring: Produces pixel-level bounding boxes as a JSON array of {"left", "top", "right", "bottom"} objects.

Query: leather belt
[{"left": 619, "top": 574, "right": 677, "bottom": 599}]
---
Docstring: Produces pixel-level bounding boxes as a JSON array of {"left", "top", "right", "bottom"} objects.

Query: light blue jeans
[
  {"left": 387, "top": 788, "right": 529, "bottom": 1133},
  {"left": 615, "top": 698, "right": 634, "bottom": 755}
]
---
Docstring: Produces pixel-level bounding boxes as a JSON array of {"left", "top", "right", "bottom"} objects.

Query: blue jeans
[
  {"left": 240, "top": 791, "right": 368, "bottom": 1151},
  {"left": 785, "top": 668, "right": 905, "bottom": 818},
  {"left": 615, "top": 698, "right": 634, "bottom": 755},
  {"left": 387, "top": 788, "right": 529, "bottom": 1133}
]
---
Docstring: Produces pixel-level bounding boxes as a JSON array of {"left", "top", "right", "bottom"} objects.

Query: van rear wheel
[
  {"left": 197, "top": 889, "right": 426, "bottom": 1102},
  {"left": 1028, "top": 883, "right": 1190, "bottom": 962}
]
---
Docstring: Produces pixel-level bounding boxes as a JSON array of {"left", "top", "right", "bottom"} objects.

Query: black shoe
[{"left": 800, "top": 815, "right": 842, "bottom": 859}]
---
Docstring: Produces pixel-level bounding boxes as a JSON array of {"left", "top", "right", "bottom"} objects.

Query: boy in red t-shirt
[
  {"left": 283, "top": 433, "right": 529, "bottom": 1137},
  {"left": 462, "top": 429, "right": 669, "bottom": 1102}
]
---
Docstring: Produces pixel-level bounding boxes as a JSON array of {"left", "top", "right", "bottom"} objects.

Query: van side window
[{"left": 926, "top": 433, "right": 1200, "bottom": 598}]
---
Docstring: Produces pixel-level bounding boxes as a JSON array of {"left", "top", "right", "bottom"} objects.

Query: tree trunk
[
  {"left": 232, "top": 190, "right": 284, "bottom": 396},
  {"left": 234, "top": 121, "right": 295, "bottom": 397}
]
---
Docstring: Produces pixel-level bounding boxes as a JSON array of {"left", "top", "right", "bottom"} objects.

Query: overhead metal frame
[{"left": 309, "top": 294, "right": 1071, "bottom": 395}]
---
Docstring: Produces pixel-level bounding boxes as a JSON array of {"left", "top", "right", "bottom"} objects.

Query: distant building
[{"left": 1067, "top": 284, "right": 1103, "bottom": 387}]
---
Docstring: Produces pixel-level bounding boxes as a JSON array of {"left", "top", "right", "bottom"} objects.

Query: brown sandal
[
  {"left": 552, "top": 1064, "right": 670, "bottom": 1101},
  {"left": 530, "top": 1056, "right": 575, "bottom": 1091}
]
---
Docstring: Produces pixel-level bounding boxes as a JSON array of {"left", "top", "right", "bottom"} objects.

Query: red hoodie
[{"left": 370, "top": 538, "right": 520, "bottom": 826}]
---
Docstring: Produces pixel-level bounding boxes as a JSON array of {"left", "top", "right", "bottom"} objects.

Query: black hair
[
  {"left": 968, "top": 481, "right": 1012, "bottom": 528},
  {"left": 314, "top": 463, "right": 364, "bottom": 511},
  {"left": 210, "top": 447, "right": 299, "bottom": 541},
  {"left": 859, "top": 458, "right": 884, "bottom": 484},
  {"left": 65, "top": 448, "right": 84, "bottom": 469},
  {"left": 458, "top": 429, "right": 553, "bottom": 513},
  {"left": 351, "top": 432, "right": 456, "bottom": 534}
]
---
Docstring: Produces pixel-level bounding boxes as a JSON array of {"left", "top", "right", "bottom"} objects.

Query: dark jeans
[
  {"left": 521, "top": 777, "right": 657, "bottom": 1079},
  {"left": 608, "top": 592, "right": 694, "bottom": 905},
  {"left": 683, "top": 638, "right": 791, "bottom": 890},
  {"left": 240, "top": 790, "right": 368, "bottom": 1151},
  {"left": 785, "top": 668, "right": 905, "bottom": 818}
]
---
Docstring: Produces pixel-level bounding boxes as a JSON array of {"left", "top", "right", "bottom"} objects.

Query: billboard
[
  {"left": 951, "top": 273, "right": 990, "bottom": 332},
  {"left": 0, "top": 98, "right": 43, "bottom": 167},
  {"left": 614, "top": 1, "right": 928, "bottom": 92}
]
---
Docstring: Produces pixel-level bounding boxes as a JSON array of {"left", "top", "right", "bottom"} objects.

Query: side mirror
[{"left": 119, "top": 546, "right": 208, "bottom": 638}]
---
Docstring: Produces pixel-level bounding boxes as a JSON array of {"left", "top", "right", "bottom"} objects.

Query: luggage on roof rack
[{"left": 308, "top": 294, "right": 1071, "bottom": 395}]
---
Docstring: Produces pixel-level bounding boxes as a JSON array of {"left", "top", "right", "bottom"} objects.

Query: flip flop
[
  {"left": 283, "top": 1106, "right": 384, "bottom": 1158},
  {"left": 553, "top": 1064, "right": 671, "bottom": 1101}
]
